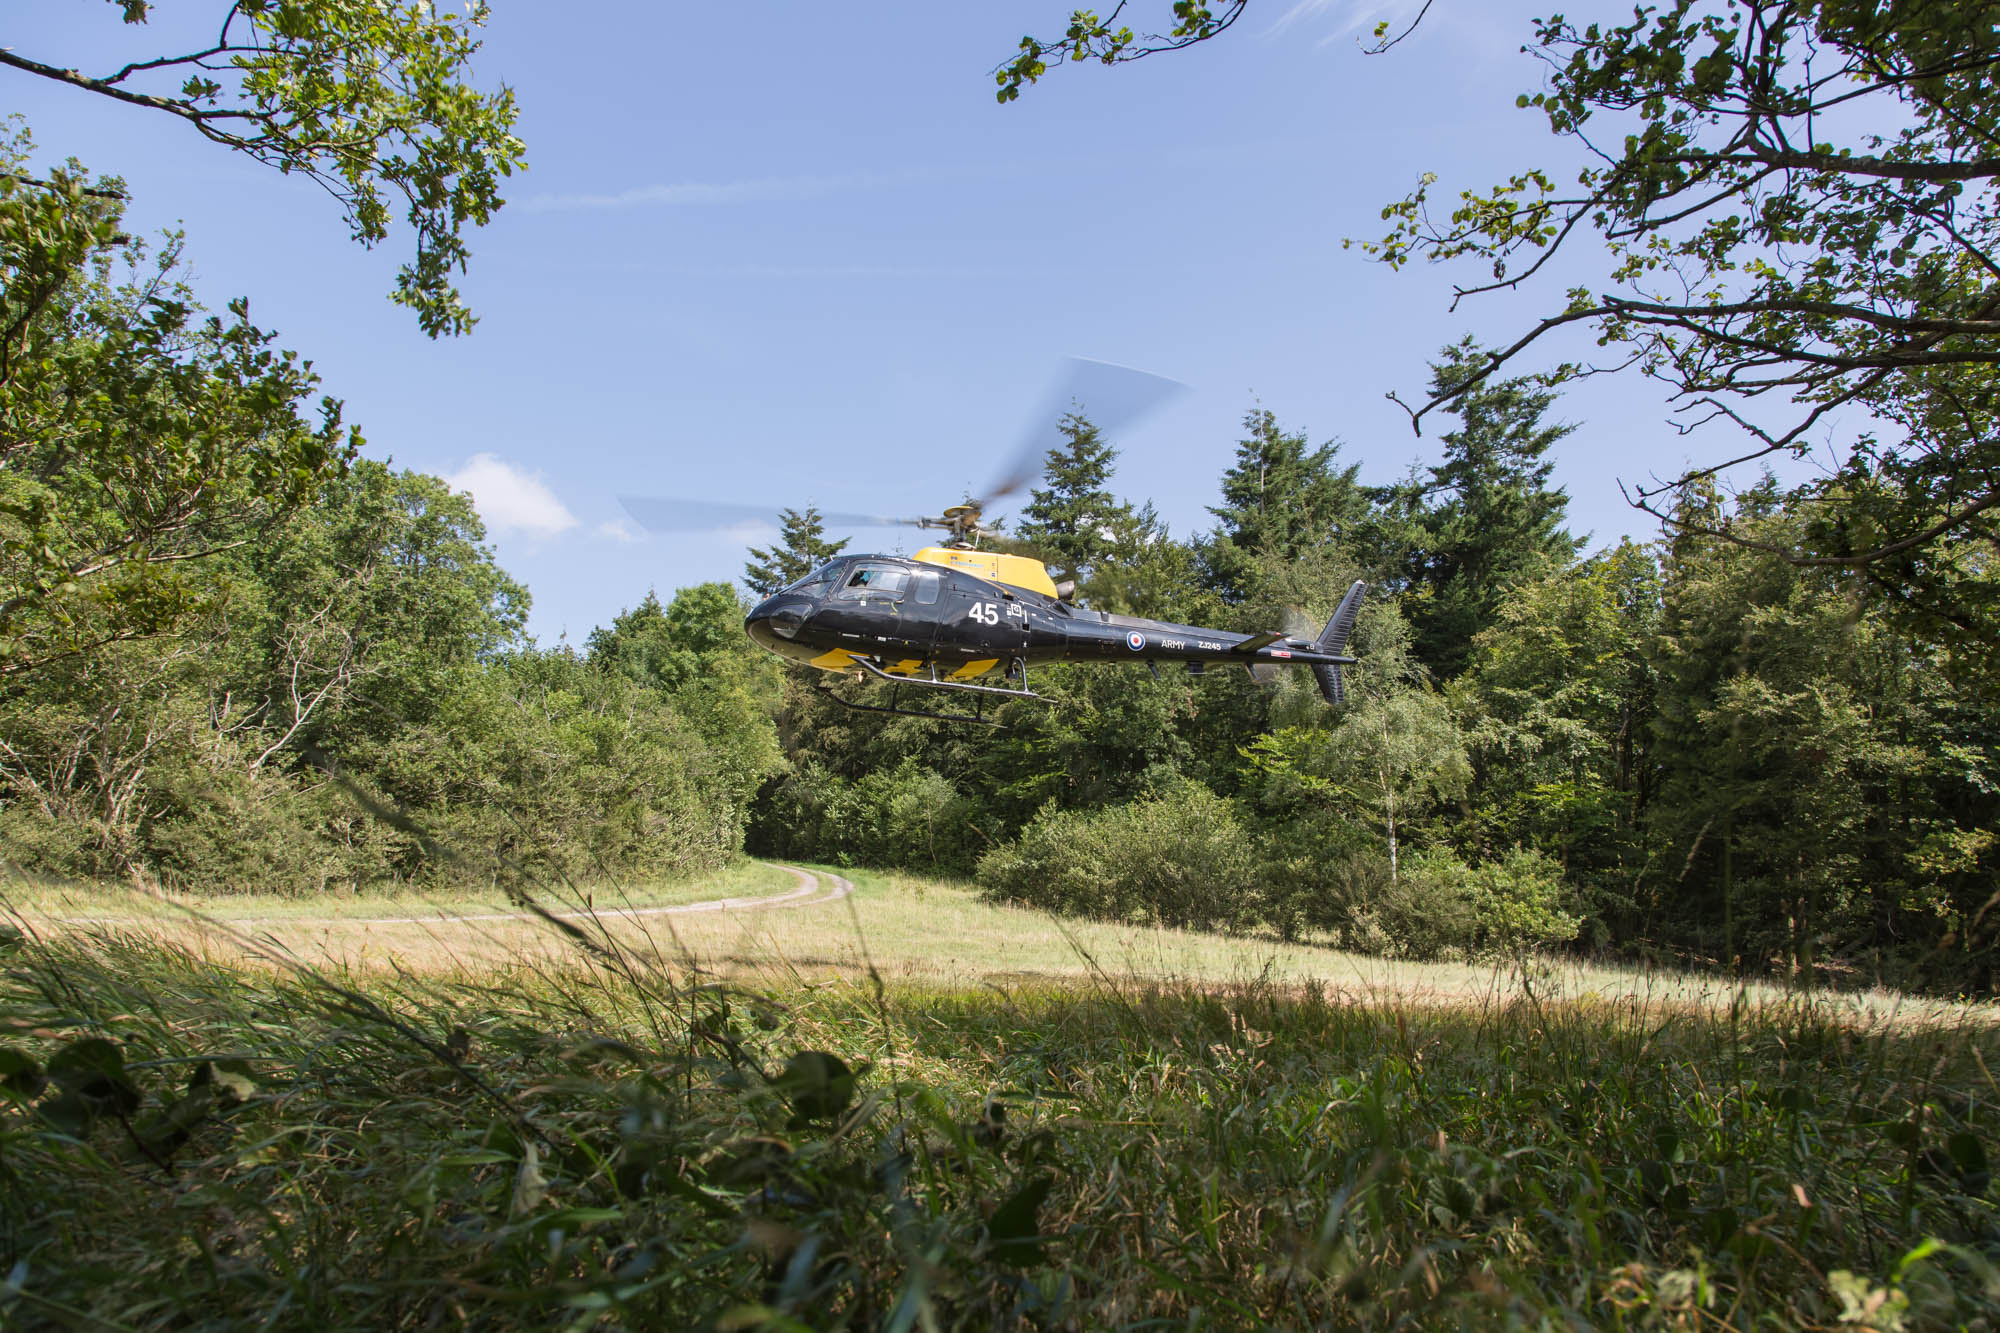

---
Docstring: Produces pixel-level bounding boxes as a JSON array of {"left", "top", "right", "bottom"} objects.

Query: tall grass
[{"left": 1, "top": 911, "right": 1995, "bottom": 1330}]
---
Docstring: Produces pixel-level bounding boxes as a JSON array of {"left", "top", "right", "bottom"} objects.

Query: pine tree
[
  {"left": 1202, "top": 408, "right": 1369, "bottom": 603},
  {"left": 743, "top": 506, "right": 849, "bottom": 597},
  {"left": 1014, "top": 411, "right": 1132, "bottom": 590},
  {"left": 1399, "top": 337, "right": 1581, "bottom": 678}
]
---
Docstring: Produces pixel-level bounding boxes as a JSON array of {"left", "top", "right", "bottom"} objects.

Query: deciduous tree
[
  {"left": 0, "top": 147, "right": 356, "bottom": 679},
  {"left": 1003, "top": 1, "right": 2000, "bottom": 640},
  {"left": 3, "top": 0, "right": 526, "bottom": 335}
]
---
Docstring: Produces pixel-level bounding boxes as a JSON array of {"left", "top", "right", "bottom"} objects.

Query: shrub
[
  {"left": 1253, "top": 812, "right": 1385, "bottom": 942},
  {"left": 751, "top": 758, "right": 985, "bottom": 874},
  {"left": 1369, "top": 846, "right": 1582, "bottom": 961},
  {"left": 977, "top": 786, "right": 1257, "bottom": 932}
]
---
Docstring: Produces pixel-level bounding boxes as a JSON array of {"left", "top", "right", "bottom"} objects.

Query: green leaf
[
  {"left": 1946, "top": 1132, "right": 1990, "bottom": 1193},
  {"left": 984, "top": 1172, "right": 1055, "bottom": 1268},
  {"left": 45, "top": 1037, "right": 141, "bottom": 1120},
  {"left": 777, "top": 1051, "right": 856, "bottom": 1122},
  {"left": 0, "top": 1047, "right": 45, "bottom": 1098}
]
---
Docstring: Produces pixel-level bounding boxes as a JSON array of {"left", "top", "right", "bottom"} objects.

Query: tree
[
  {"left": 1002, "top": 1, "right": 2000, "bottom": 640},
  {"left": 1395, "top": 338, "right": 1581, "bottom": 677},
  {"left": 995, "top": 3, "right": 1249, "bottom": 103},
  {"left": 1454, "top": 540, "right": 1661, "bottom": 928},
  {"left": 3, "top": 0, "right": 525, "bottom": 336},
  {"left": 743, "top": 506, "right": 848, "bottom": 598},
  {"left": 1202, "top": 408, "right": 1369, "bottom": 603},
  {"left": 587, "top": 584, "right": 748, "bottom": 695},
  {"left": 1645, "top": 481, "right": 1904, "bottom": 975},
  {"left": 1246, "top": 602, "right": 1469, "bottom": 883},
  {"left": 0, "top": 148, "right": 356, "bottom": 679},
  {"left": 1013, "top": 410, "right": 1132, "bottom": 590}
]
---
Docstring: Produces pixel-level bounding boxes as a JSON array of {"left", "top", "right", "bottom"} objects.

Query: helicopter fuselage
[{"left": 743, "top": 551, "right": 1356, "bottom": 688}]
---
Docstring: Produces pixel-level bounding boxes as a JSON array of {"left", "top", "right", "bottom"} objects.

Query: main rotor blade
[
  {"left": 979, "top": 356, "right": 1188, "bottom": 509},
  {"left": 618, "top": 495, "right": 921, "bottom": 535}
]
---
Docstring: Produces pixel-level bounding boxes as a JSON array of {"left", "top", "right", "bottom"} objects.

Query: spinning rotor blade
[
  {"left": 619, "top": 356, "right": 1184, "bottom": 545},
  {"left": 618, "top": 495, "right": 922, "bottom": 535},
  {"left": 977, "top": 356, "right": 1187, "bottom": 510}
]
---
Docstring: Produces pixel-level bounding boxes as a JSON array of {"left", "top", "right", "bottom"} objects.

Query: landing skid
[{"left": 811, "top": 656, "right": 1048, "bottom": 726}]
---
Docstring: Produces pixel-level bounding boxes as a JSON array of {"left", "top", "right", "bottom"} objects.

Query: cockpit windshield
[{"left": 783, "top": 560, "right": 846, "bottom": 599}]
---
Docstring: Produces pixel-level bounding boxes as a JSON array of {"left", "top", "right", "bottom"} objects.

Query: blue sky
[{"left": 11, "top": 1, "right": 1727, "bottom": 643}]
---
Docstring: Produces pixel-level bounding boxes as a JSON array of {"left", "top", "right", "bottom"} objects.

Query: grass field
[
  {"left": 11, "top": 862, "right": 1987, "bottom": 1025},
  {"left": 3, "top": 865, "right": 1997, "bottom": 1329}
]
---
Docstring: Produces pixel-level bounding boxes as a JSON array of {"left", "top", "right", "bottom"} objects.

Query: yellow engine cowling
[{"left": 911, "top": 546, "right": 1058, "bottom": 598}]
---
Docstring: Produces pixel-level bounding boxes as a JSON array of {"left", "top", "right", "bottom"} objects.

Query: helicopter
[{"left": 621, "top": 358, "right": 1365, "bottom": 724}]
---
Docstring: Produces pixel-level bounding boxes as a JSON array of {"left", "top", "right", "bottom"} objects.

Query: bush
[
  {"left": 1366, "top": 846, "right": 1582, "bottom": 961},
  {"left": 1253, "top": 812, "right": 1386, "bottom": 942},
  {"left": 977, "top": 786, "right": 1257, "bottom": 932},
  {"left": 751, "top": 758, "right": 986, "bottom": 874}
]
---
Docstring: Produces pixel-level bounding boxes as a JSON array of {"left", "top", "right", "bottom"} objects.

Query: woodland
[{"left": 1, "top": 0, "right": 1997, "bottom": 994}]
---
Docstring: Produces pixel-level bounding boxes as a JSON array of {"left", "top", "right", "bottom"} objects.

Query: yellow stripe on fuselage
[
  {"left": 949, "top": 658, "right": 999, "bottom": 681},
  {"left": 809, "top": 649, "right": 857, "bottom": 672}
]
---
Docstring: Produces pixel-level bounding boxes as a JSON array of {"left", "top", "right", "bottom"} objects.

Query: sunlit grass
[{"left": 12, "top": 864, "right": 1995, "bottom": 1033}]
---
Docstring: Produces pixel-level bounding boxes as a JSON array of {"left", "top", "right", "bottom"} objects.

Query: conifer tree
[
  {"left": 1202, "top": 408, "right": 1369, "bottom": 603},
  {"left": 1398, "top": 338, "right": 1581, "bottom": 678},
  {"left": 743, "top": 506, "right": 849, "bottom": 597},
  {"left": 1015, "top": 411, "right": 1131, "bottom": 589}
]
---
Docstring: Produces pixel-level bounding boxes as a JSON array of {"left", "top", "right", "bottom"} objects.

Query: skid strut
[{"left": 811, "top": 656, "right": 1045, "bottom": 726}]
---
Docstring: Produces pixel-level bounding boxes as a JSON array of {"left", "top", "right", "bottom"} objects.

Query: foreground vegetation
[{"left": 2, "top": 915, "right": 1995, "bottom": 1330}]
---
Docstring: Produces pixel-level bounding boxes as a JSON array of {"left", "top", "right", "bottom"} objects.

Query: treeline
[
  {"left": 747, "top": 345, "right": 2000, "bottom": 990},
  {"left": 0, "top": 144, "right": 781, "bottom": 893},
  {"left": 3, "top": 143, "right": 1994, "bottom": 991},
  {"left": 0, "top": 456, "right": 780, "bottom": 892}
]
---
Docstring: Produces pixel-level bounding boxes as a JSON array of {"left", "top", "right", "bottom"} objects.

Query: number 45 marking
[{"left": 966, "top": 601, "right": 1000, "bottom": 626}]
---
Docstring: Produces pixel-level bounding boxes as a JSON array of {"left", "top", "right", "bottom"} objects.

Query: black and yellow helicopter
[{"left": 622, "top": 359, "right": 1364, "bottom": 724}]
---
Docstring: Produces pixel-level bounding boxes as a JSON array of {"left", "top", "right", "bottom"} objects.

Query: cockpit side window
[{"left": 838, "top": 565, "right": 908, "bottom": 597}]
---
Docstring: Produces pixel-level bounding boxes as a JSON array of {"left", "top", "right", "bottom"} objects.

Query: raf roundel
[{"left": 1126, "top": 631, "right": 1146, "bottom": 652}]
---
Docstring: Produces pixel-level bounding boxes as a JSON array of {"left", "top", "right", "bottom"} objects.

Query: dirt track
[{"left": 43, "top": 864, "right": 852, "bottom": 931}]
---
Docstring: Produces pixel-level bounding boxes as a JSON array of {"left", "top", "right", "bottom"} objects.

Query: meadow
[{"left": 3, "top": 865, "right": 1997, "bottom": 1330}]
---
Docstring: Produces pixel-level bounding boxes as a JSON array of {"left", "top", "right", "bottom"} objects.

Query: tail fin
[{"left": 1310, "top": 580, "right": 1366, "bottom": 706}]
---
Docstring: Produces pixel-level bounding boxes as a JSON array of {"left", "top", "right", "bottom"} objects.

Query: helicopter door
[
  {"left": 821, "top": 563, "right": 939, "bottom": 664},
  {"left": 900, "top": 568, "right": 943, "bottom": 660},
  {"left": 944, "top": 582, "right": 1028, "bottom": 674}
]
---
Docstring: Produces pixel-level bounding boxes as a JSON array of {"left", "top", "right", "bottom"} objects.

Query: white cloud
[
  {"left": 445, "top": 454, "right": 577, "bottom": 539},
  {"left": 595, "top": 517, "right": 644, "bottom": 543},
  {"left": 522, "top": 171, "right": 892, "bottom": 213}
]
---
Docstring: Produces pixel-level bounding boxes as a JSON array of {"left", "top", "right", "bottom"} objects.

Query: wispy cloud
[
  {"left": 595, "top": 517, "right": 645, "bottom": 544},
  {"left": 445, "top": 454, "right": 578, "bottom": 540},
  {"left": 521, "top": 170, "right": 897, "bottom": 214},
  {"left": 722, "top": 519, "right": 780, "bottom": 547},
  {"left": 1271, "top": 0, "right": 1462, "bottom": 48}
]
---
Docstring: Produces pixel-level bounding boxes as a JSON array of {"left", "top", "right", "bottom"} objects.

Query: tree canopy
[
  {"left": 2, "top": 0, "right": 525, "bottom": 336},
  {"left": 1000, "top": 0, "right": 2000, "bottom": 643},
  {"left": 0, "top": 137, "right": 356, "bottom": 678}
]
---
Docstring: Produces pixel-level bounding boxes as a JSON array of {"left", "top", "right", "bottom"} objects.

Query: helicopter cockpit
[{"left": 781, "top": 559, "right": 849, "bottom": 601}]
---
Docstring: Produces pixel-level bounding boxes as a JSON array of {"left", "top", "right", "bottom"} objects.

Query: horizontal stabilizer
[{"left": 1232, "top": 631, "right": 1283, "bottom": 655}]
